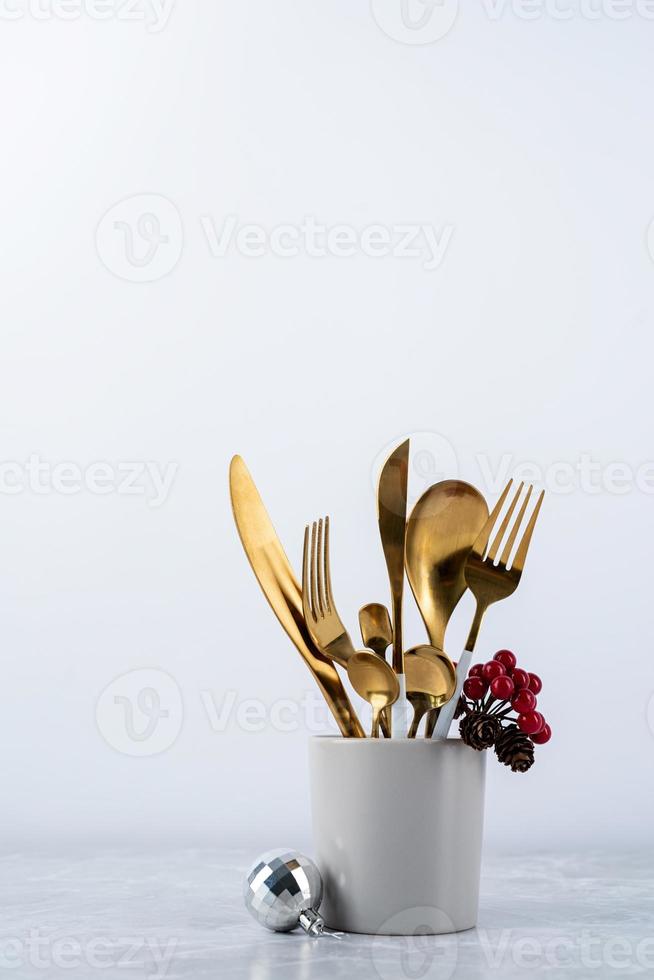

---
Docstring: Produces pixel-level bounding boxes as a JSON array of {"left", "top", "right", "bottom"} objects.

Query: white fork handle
[
  {"left": 432, "top": 648, "right": 473, "bottom": 740},
  {"left": 390, "top": 675, "right": 410, "bottom": 738}
]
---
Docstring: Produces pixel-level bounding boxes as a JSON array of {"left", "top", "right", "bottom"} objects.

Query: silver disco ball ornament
[{"left": 244, "top": 849, "right": 325, "bottom": 935}]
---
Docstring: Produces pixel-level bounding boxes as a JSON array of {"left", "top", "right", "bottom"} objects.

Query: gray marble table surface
[{"left": 1, "top": 849, "right": 652, "bottom": 979}]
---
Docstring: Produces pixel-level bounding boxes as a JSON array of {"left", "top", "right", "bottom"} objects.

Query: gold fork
[
  {"left": 302, "top": 518, "right": 355, "bottom": 667},
  {"left": 302, "top": 517, "right": 395, "bottom": 737},
  {"left": 433, "top": 479, "right": 545, "bottom": 739}
]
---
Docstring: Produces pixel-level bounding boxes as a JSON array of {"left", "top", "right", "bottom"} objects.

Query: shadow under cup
[{"left": 309, "top": 737, "right": 486, "bottom": 935}]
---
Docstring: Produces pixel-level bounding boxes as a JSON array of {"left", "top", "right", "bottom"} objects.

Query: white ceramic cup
[{"left": 309, "top": 737, "right": 486, "bottom": 935}]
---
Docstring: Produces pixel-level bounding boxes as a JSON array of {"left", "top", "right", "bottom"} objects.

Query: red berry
[
  {"left": 463, "top": 676, "right": 487, "bottom": 700},
  {"left": 528, "top": 672, "right": 542, "bottom": 694},
  {"left": 517, "top": 711, "right": 544, "bottom": 735},
  {"left": 482, "top": 661, "right": 506, "bottom": 682},
  {"left": 531, "top": 722, "right": 551, "bottom": 744},
  {"left": 490, "top": 675, "right": 515, "bottom": 700},
  {"left": 511, "top": 689, "right": 537, "bottom": 713},
  {"left": 512, "top": 668, "right": 530, "bottom": 689},
  {"left": 469, "top": 663, "right": 485, "bottom": 678},
  {"left": 493, "top": 649, "right": 517, "bottom": 671}
]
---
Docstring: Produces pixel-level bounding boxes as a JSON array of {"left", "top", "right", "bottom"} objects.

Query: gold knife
[
  {"left": 377, "top": 439, "right": 409, "bottom": 675},
  {"left": 377, "top": 439, "right": 410, "bottom": 736},
  {"left": 229, "top": 455, "right": 364, "bottom": 738}
]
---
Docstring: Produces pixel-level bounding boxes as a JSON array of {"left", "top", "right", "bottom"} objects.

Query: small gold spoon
[
  {"left": 359, "top": 604, "right": 393, "bottom": 733},
  {"left": 405, "top": 645, "right": 457, "bottom": 739},
  {"left": 358, "top": 603, "right": 393, "bottom": 661},
  {"left": 347, "top": 650, "right": 400, "bottom": 738}
]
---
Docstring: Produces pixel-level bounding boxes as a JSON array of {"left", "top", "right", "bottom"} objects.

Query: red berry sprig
[{"left": 459, "top": 649, "right": 551, "bottom": 750}]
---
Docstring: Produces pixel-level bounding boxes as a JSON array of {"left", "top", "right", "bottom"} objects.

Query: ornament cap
[{"left": 298, "top": 908, "right": 325, "bottom": 936}]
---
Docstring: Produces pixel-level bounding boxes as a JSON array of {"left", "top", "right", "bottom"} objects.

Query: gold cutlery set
[{"left": 230, "top": 440, "right": 544, "bottom": 739}]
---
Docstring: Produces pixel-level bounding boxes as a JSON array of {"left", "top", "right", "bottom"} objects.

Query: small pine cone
[
  {"left": 495, "top": 724, "right": 535, "bottom": 773},
  {"left": 454, "top": 695, "right": 469, "bottom": 720},
  {"left": 459, "top": 710, "right": 501, "bottom": 751}
]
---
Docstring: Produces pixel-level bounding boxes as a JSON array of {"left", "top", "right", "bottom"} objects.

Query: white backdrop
[{"left": 1, "top": 1, "right": 653, "bottom": 853}]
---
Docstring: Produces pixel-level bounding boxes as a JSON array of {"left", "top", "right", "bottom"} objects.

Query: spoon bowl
[
  {"left": 405, "top": 480, "right": 489, "bottom": 650},
  {"left": 359, "top": 603, "right": 393, "bottom": 660},
  {"left": 404, "top": 645, "right": 457, "bottom": 738},
  {"left": 347, "top": 650, "right": 400, "bottom": 738}
]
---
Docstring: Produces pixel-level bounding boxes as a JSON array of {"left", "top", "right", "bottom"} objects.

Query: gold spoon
[
  {"left": 359, "top": 603, "right": 393, "bottom": 733},
  {"left": 405, "top": 645, "right": 457, "bottom": 738},
  {"left": 405, "top": 480, "right": 488, "bottom": 736},
  {"left": 347, "top": 650, "right": 400, "bottom": 738},
  {"left": 359, "top": 603, "right": 392, "bottom": 661}
]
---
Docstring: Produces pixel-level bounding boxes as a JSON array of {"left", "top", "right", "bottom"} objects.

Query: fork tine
[
  {"left": 471, "top": 479, "right": 513, "bottom": 557},
  {"left": 499, "top": 485, "right": 532, "bottom": 567},
  {"left": 302, "top": 525, "right": 314, "bottom": 622},
  {"left": 512, "top": 489, "right": 545, "bottom": 574},
  {"left": 487, "top": 482, "right": 524, "bottom": 562},
  {"left": 310, "top": 521, "right": 319, "bottom": 619},
  {"left": 316, "top": 518, "right": 326, "bottom": 616},
  {"left": 323, "top": 515, "right": 333, "bottom": 612}
]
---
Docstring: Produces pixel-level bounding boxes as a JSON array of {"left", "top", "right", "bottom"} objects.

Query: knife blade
[
  {"left": 377, "top": 438, "right": 409, "bottom": 675},
  {"left": 229, "top": 455, "right": 364, "bottom": 738}
]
